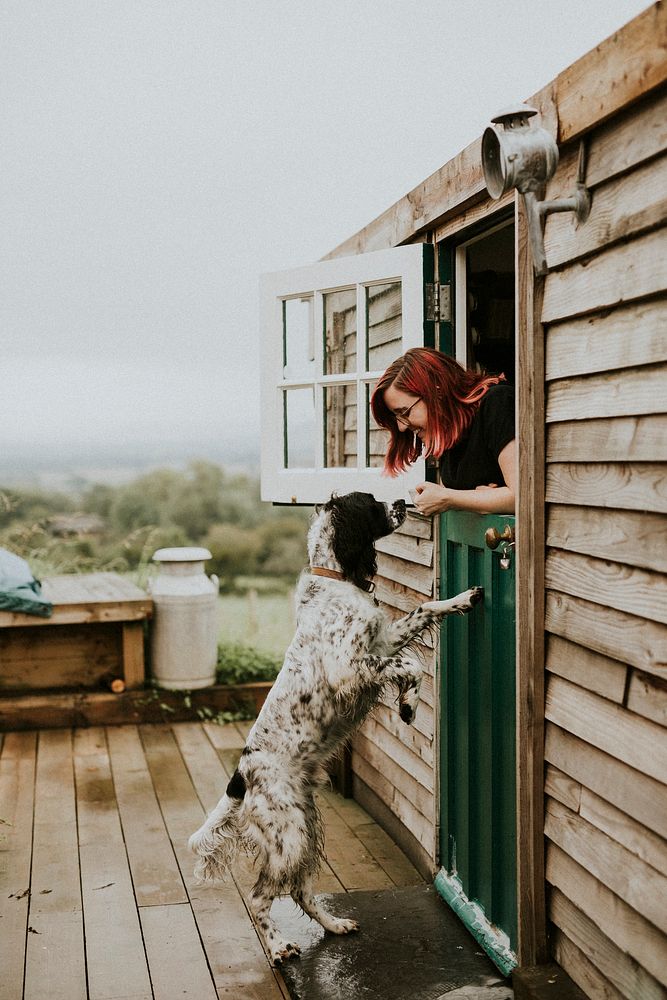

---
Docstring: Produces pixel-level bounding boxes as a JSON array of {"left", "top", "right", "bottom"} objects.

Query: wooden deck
[{"left": 0, "top": 720, "right": 423, "bottom": 1000}]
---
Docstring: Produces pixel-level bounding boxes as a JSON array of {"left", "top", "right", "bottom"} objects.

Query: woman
[{"left": 371, "top": 347, "right": 516, "bottom": 515}]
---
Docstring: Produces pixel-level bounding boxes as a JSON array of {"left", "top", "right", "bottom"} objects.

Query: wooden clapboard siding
[
  {"left": 547, "top": 415, "right": 667, "bottom": 464},
  {"left": 541, "top": 56, "right": 667, "bottom": 996},
  {"left": 352, "top": 512, "right": 438, "bottom": 871},
  {"left": 545, "top": 634, "right": 627, "bottom": 704},
  {"left": 544, "top": 151, "right": 667, "bottom": 269},
  {"left": 545, "top": 298, "right": 667, "bottom": 381},
  {"left": 545, "top": 548, "right": 667, "bottom": 624},
  {"left": 545, "top": 798, "right": 667, "bottom": 934},
  {"left": 547, "top": 505, "right": 667, "bottom": 574},
  {"left": 546, "top": 462, "right": 667, "bottom": 513}
]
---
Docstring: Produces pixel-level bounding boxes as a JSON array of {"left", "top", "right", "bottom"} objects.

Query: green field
[{"left": 217, "top": 590, "right": 294, "bottom": 658}]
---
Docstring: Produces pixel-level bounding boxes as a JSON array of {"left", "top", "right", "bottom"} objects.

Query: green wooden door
[{"left": 435, "top": 509, "right": 517, "bottom": 975}]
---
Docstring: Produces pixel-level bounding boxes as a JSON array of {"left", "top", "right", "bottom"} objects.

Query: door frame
[{"left": 433, "top": 195, "right": 548, "bottom": 967}]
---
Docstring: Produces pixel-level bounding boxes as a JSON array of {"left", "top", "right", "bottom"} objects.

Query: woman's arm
[{"left": 413, "top": 440, "right": 516, "bottom": 516}]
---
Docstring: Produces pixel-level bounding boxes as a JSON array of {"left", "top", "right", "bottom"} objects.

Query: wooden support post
[{"left": 122, "top": 622, "right": 146, "bottom": 690}]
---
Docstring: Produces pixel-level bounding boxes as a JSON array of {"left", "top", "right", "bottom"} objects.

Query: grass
[{"left": 217, "top": 590, "right": 294, "bottom": 658}]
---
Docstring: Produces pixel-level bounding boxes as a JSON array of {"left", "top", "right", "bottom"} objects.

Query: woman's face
[{"left": 383, "top": 383, "right": 428, "bottom": 439}]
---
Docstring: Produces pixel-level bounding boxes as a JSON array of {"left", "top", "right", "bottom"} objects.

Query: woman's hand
[{"left": 412, "top": 482, "right": 456, "bottom": 516}]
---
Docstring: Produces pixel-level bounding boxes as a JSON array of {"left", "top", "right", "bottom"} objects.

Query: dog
[{"left": 189, "top": 491, "right": 482, "bottom": 964}]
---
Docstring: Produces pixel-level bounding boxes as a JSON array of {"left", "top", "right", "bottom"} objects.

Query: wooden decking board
[
  {"left": 106, "top": 725, "right": 187, "bottom": 906},
  {"left": 0, "top": 731, "right": 37, "bottom": 1000},
  {"left": 73, "top": 728, "right": 152, "bottom": 1000},
  {"left": 0, "top": 721, "right": 425, "bottom": 999},
  {"left": 25, "top": 730, "right": 87, "bottom": 1000}
]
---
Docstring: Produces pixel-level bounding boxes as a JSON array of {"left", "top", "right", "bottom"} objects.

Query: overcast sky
[{"left": 1, "top": 0, "right": 649, "bottom": 478}]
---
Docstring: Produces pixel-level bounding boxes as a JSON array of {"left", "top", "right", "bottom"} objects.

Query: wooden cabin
[{"left": 260, "top": 4, "right": 666, "bottom": 995}]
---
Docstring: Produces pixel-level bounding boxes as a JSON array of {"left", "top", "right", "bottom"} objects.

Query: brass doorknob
[{"left": 485, "top": 524, "right": 515, "bottom": 549}]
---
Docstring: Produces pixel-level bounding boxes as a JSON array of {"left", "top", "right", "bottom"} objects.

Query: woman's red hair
[{"left": 371, "top": 348, "right": 505, "bottom": 476}]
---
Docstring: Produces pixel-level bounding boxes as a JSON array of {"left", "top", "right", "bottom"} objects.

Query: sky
[{"left": 1, "top": 0, "right": 650, "bottom": 481}]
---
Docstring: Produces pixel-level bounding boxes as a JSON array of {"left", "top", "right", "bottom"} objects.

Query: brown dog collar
[{"left": 310, "top": 566, "right": 375, "bottom": 593}]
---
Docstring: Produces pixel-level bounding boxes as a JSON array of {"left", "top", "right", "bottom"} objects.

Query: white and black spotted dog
[{"left": 189, "top": 492, "right": 482, "bottom": 964}]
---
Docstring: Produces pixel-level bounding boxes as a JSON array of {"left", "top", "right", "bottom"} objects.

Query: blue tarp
[{"left": 0, "top": 548, "right": 53, "bottom": 617}]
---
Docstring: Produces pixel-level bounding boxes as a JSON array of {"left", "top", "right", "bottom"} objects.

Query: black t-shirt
[{"left": 439, "top": 384, "right": 515, "bottom": 490}]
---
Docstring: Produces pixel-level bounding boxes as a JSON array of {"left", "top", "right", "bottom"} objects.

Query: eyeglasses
[{"left": 393, "top": 397, "right": 422, "bottom": 427}]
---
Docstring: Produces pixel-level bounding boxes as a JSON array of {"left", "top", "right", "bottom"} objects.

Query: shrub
[{"left": 216, "top": 640, "right": 282, "bottom": 685}]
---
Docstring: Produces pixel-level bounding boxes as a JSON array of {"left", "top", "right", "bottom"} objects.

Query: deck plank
[
  {"left": 24, "top": 730, "right": 87, "bottom": 1000},
  {"left": 140, "top": 903, "right": 218, "bottom": 1000},
  {"left": 73, "top": 728, "right": 152, "bottom": 1000},
  {"left": 106, "top": 725, "right": 187, "bottom": 906},
  {"left": 0, "top": 731, "right": 37, "bottom": 1000},
  {"left": 141, "top": 724, "right": 286, "bottom": 998}
]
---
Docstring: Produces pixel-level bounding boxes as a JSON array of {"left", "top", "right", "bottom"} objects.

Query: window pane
[
  {"left": 366, "top": 384, "right": 389, "bottom": 468},
  {"left": 366, "top": 281, "right": 402, "bottom": 372},
  {"left": 283, "top": 297, "right": 314, "bottom": 379},
  {"left": 324, "top": 288, "right": 357, "bottom": 375},
  {"left": 284, "top": 388, "right": 315, "bottom": 468},
  {"left": 324, "top": 384, "right": 357, "bottom": 468}
]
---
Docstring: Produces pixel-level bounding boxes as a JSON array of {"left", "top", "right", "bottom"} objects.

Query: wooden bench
[{"left": 0, "top": 572, "right": 152, "bottom": 692}]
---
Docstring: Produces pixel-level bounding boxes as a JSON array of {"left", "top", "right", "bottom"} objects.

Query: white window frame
[{"left": 260, "top": 245, "right": 428, "bottom": 504}]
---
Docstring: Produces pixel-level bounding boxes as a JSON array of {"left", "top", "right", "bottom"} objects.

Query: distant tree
[{"left": 204, "top": 522, "right": 262, "bottom": 581}]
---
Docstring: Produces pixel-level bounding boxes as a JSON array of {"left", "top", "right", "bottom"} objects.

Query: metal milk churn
[{"left": 149, "top": 547, "right": 219, "bottom": 689}]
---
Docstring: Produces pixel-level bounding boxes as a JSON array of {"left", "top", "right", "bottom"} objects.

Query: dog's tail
[{"left": 188, "top": 770, "right": 247, "bottom": 883}]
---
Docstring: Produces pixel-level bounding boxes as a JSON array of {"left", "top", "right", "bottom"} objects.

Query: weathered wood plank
[
  {"left": 546, "top": 842, "right": 667, "bottom": 986},
  {"left": 551, "top": 895, "right": 662, "bottom": 1000},
  {"left": 352, "top": 750, "right": 434, "bottom": 852},
  {"left": 375, "top": 575, "right": 437, "bottom": 614},
  {"left": 352, "top": 730, "right": 434, "bottom": 819},
  {"left": 546, "top": 362, "right": 667, "bottom": 422},
  {"left": 547, "top": 414, "right": 667, "bottom": 464},
  {"left": 580, "top": 785, "right": 667, "bottom": 877},
  {"left": 24, "top": 730, "right": 86, "bottom": 1000},
  {"left": 516, "top": 193, "right": 549, "bottom": 966},
  {"left": 359, "top": 715, "right": 434, "bottom": 792},
  {"left": 106, "top": 725, "right": 187, "bottom": 906},
  {"left": 546, "top": 462, "right": 667, "bottom": 513},
  {"left": 73, "top": 728, "right": 152, "bottom": 1000},
  {"left": 371, "top": 702, "right": 435, "bottom": 767},
  {"left": 375, "top": 531, "right": 434, "bottom": 567},
  {"left": 545, "top": 151, "right": 667, "bottom": 268},
  {"left": 545, "top": 763, "right": 581, "bottom": 813},
  {"left": 545, "top": 634, "right": 627, "bottom": 703},
  {"left": 397, "top": 513, "right": 432, "bottom": 539},
  {"left": 556, "top": 3, "right": 667, "bottom": 144},
  {"left": 545, "top": 797, "right": 667, "bottom": 931},
  {"left": 545, "top": 674, "right": 667, "bottom": 782},
  {"left": 0, "top": 731, "right": 36, "bottom": 1000},
  {"left": 375, "top": 551, "right": 434, "bottom": 595},
  {"left": 545, "top": 297, "right": 667, "bottom": 380},
  {"left": 350, "top": 822, "right": 423, "bottom": 888},
  {"left": 545, "top": 547, "right": 667, "bottom": 624},
  {"left": 627, "top": 669, "right": 667, "bottom": 727},
  {"left": 542, "top": 226, "right": 667, "bottom": 324},
  {"left": 140, "top": 903, "right": 218, "bottom": 1000},
  {"left": 545, "top": 722, "right": 667, "bottom": 840},
  {"left": 545, "top": 589, "right": 667, "bottom": 678},
  {"left": 547, "top": 504, "right": 667, "bottom": 574},
  {"left": 0, "top": 623, "right": 122, "bottom": 690},
  {"left": 434, "top": 190, "right": 515, "bottom": 241},
  {"left": 587, "top": 84, "right": 667, "bottom": 188}
]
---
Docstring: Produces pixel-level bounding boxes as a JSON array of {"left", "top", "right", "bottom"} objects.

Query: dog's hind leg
[
  {"left": 292, "top": 876, "right": 359, "bottom": 935},
  {"left": 249, "top": 878, "right": 301, "bottom": 965}
]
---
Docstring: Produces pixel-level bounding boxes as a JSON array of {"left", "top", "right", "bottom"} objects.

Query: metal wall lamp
[{"left": 481, "top": 104, "right": 590, "bottom": 276}]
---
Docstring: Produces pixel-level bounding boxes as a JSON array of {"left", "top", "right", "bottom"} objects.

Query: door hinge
[{"left": 425, "top": 283, "right": 452, "bottom": 323}]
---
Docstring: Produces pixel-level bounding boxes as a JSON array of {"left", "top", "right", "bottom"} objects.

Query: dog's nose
[{"left": 394, "top": 499, "right": 406, "bottom": 514}]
